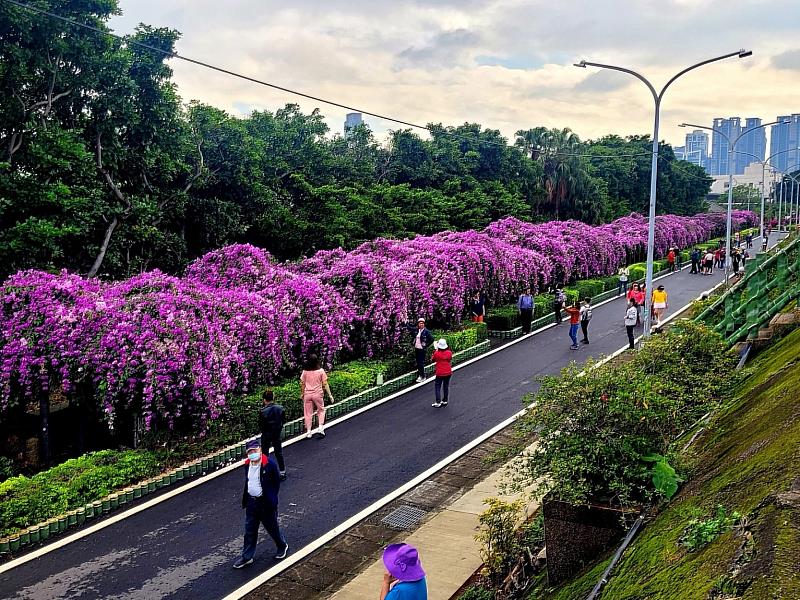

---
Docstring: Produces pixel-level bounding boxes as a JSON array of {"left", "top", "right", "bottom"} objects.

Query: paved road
[{"left": 0, "top": 236, "right": 777, "bottom": 600}]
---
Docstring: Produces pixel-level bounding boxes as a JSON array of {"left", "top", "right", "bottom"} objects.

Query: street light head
[
  {"left": 679, "top": 123, "right": 688, "bottom": 128},
  {"left": 738, "top": 49, "right": 753, "bottom": 58},
  {"left": 574, "top": 60, "right": 587, "bottom": 68}
]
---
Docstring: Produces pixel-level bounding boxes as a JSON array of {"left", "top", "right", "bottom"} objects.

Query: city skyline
[{"left": 111, "top": 1, "right": 800, "bottom": 151}]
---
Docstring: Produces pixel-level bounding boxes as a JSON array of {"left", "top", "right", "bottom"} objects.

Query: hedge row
[{"left": 0, "top": 450, "right": 161, "bottom": 537}]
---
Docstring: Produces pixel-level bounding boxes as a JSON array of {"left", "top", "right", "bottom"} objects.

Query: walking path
[{"left": 0, "top": 235, "right": 778, "bottom": 600}]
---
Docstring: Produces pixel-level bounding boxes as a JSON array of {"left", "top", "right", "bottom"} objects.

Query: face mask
[{"left": 247, "top": 452, "right": 261, "bottom": 462}]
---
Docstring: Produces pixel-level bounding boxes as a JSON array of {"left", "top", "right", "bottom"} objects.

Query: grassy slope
[{"left": 538, "top": 327, "right": 800, "bottom": 600}]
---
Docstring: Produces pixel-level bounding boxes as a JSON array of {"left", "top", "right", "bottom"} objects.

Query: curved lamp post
[
  {"left": 575, "top": 49, "right": 752, "bottom": 336},
  {"left": 680, "top": 119, "right": 788, "bottom": 285}
]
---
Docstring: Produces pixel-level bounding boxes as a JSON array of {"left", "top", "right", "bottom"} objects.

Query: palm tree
[{"left": 515, "top": 127, "right": 583, "bottom": 219}]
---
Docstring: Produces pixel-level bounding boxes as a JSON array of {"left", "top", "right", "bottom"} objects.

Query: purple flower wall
[{"left": 0, "top": 211, "right": 755, "bottom": 432}]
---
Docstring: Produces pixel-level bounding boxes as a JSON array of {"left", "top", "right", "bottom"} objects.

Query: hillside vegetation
[{"left": 542, "top": 327, "right": 800, "bottom": 599}]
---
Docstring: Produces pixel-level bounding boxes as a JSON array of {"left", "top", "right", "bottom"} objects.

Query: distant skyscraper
[
  {"left": 344, "top": 112, "right": 363, "bottom": 137},
  {"left": 674, "top": 146, "right": 686, "bottom": 160},
  {"left": 770, "top": 114, "right": 800, "bottom": 173},
  {"left": 710, "top": 117, "right": 741, "bottom": 175},
  {"left": 684, "top": 130, "right": 709, "bottom": 172},
  {"left": 735, "top": 118, "right": 766, "bottom": 173}
]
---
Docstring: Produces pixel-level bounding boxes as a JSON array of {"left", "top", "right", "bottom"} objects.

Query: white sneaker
[
  {"left": 305, "top": 431, "right": 312, "bottom": 439},
  {"left": 415, "top": 376, "right": 424, "bottom": 383},
  {"left": 432, "top": 401, "right": 442, "bottom": 408}
]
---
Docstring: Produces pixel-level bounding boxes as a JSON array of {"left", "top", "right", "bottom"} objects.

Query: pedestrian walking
[
  {"left": 517, "top": 287, "right": 534, "bottom": 334},
  {"left": 431, "top": 338, "right": 452, "bottom": 408},
  {"left": 564, "top": 301, "right": 581, "bottom": 350},
  {"left": 704, "top": 250, "right": 714, "bottom": 275},
  {"left": 617, "top": 265, "right": 630, "bottom": 296},
  {"left": 232, "top": 440, "right": 289, "bottom": 569},
  {"left": 676, "top": 248, "right": 683, "bottom": 270},
  {"left": 742, "top": 249, "right": 750, "bottom": 267},
  {"left": 259, "top": 389, "right": 286, "bottom": 481},
  {"left": 746, "top": 232, "right": 753, "bottom": 248},
  {"left": 667, "top": 248, "right": 676, "bottom": 272},
  {"left": 632, "top": 283, "right": 645, "bottom": 326},
  {"left": 761, "top": 236, "right": 769, "bottom": 252},
  {"left": 625, "top": 299, "right": 638, "bottom": 350},
  {"left": 713, "top": 248, "right": 722, "bottom": 270},
  {"left": 719, "top": 248, "right": 726, "bottom": 270},
  {"left": 732, "top": 248, "right": 741, "bottom": 275},
  {"left": 552, "top": 287, "right": 566, "bottom": 324},
  {"left": 652, "top": 285, "right": 668, "bottom": 325},
  {"left": 412, "top": 318, "right": 435, "bottom": 382},
  {"left": 579, "top": 297, "right": 592, "bottom": 344},
  {"left": 690, "top": 248, "right": 700, "bottom": 274},
  {"left": 380, "top": 543, "right": 428, "bottom": 600},
  {"left": 300, "top": 354, "right": 334, "bottom": 439},
  {"left": 470, "top": 291, "right": 485, "bottom": 323}
]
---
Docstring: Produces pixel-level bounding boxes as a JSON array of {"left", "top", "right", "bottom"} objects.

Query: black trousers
[
  {"left": 520, "top": 308, "right": 533, "bottom": 333},
  {"left": 415, "top": 348, "right": 426, "bottom": 378},
  {"left": 553, "top": 305, "right": 562, "bottom": 324},
  {"left": 626, "top": 325, "right": 635, "bottom": 349},
  {"left": 690, "top": 260, "right": 698, "bottom": 274},
  {"left": 242, "top": 497, "right": 285, "bottom": 561},
  {"left": 580, "top": 320, "right": 589, "bottom": 342},
  {"left": 260, "top": 431, "right": 285, "bottom": 472}
]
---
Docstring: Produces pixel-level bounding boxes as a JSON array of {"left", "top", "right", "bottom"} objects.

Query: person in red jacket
[
  {"left": 667, "top": 248, "right": 676, "bottom": 272},
  {"left": 564, "top": 301, "right": 581, "bottom": 350},
  {"left": 431, "top": 338, "right": 453, "bottom": 408}
]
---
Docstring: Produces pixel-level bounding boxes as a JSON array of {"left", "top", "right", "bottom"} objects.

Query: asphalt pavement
[{"left": 0, "top": 235, "right": 776, "bottom": 600}]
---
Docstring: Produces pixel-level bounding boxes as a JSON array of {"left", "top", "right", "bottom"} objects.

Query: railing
[{"left": 695, "top": 233, "right": 800, "bottom": 344}]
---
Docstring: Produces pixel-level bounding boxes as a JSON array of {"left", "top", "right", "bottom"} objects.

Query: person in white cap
[
  {"left": 431, "top": 338, "right": 452, "bottom": 408},
  {"left": 411, "top": 318, "right": 434, "bottom": 383}
]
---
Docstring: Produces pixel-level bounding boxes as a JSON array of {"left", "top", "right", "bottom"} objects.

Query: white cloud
[{"left": 113, "top": 0, "right": 800, "bottom": 148}]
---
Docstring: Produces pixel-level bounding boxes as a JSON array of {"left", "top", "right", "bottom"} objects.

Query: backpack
[{"left": 581, "top": 306, "right": 592, "bottom": 322}]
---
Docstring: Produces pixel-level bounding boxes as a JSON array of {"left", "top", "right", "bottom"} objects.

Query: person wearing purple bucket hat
[{"left": 380, "top": 543, "right": 428, "bottom": 599}]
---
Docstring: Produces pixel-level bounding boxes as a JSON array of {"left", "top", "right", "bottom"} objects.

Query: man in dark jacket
[
  {"left": 232, "top": 440, "right": 289, "bottom": 568},
  {"left": 259, "top": 389, "right": 286, "bottom": 480},
  {"left": 411, "top": 318, "right": 435, "bottom": 383}
]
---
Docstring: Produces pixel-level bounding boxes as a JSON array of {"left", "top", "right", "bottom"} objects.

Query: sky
[{"left": 113, "top": 0, "right": 800, "bottom": 149}]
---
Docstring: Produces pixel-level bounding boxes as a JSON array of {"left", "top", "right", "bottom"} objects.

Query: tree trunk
[
  {"left": 39, "top": 392, "right": 50, "bottom": 467},
  {"left": 87, "top": 216, "right": 118, "bottom": 278}
]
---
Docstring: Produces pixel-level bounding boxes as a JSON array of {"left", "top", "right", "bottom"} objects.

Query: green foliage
[
  {"left": 571, "top": 279, "right": 605, "bottom": 300},
  {"left": 628, "top": 263, "right": 647, "bottom": 282},
  {"left": 486, "top": 306, "right": 521, "bottom": 330},
  {"left": 679, "top": 505, "right": 741, "bottom": 551},
  {"left": 602, "top": 275, "right": 620, "bottom": 291},
  {"left": 476, "top": 498, "right": 524, "bottom": 584},
  {"left": 515, "top": 323, "right": 735, "bottom": 507},
  {"left": 0, "top": 450, "right": 161, "bottom": 537},
  {"left": 458, "top": 585, "right": 495, "bottom": 600},
  {"left": 642, "top": 454, "right": 683, "bottom": 500},
  {"left": 0, "top": 456, "right": 15, "bottom": 482}
]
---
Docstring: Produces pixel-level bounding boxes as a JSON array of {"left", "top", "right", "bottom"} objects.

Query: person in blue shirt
[
  {"left": 517, "top": 287, "right": 534, "bottom": 334},
  {"left": 380, "top": 543, "right": 427, "bottom": 600}
]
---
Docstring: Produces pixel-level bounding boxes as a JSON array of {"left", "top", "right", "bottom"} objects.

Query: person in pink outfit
[{"left": 300, "top": 354, "right": 334, "bottom": 439}]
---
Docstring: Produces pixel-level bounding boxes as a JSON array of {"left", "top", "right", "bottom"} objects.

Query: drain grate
[{"left": 380, "top": 505, "right": 428, "bottom": 530}]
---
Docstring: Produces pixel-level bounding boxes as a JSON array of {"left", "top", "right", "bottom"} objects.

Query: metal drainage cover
[{"left": 381, "top": 505, "right": 428, "bottom": 530}]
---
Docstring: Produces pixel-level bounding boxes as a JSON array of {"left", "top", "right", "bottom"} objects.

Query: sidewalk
[{"left": 330, "top": 447, "right": 539, "bottom": 600}]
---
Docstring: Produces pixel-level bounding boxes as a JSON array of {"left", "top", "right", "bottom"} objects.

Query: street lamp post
[
  {"left": 574, "top": 50, "right": 752, "bottom": 337},
  {"left": 680, "top": 119, "right": 787, "bottom": 286},
  {"left": 731, "top": 147, "right": 799, "bottom": 238}
]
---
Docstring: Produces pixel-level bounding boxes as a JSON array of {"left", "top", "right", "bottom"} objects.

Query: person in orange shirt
[{"left": 564, "top": 301, "right": 581, "bottom": 350}]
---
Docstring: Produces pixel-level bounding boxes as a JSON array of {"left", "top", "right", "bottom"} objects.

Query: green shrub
[
  {"left": 572, "top": 279, "right": 605, "bottom": 300},
  {"left": 628, "top": 264, "right": 646, "bottom": 282},
  {"left": 602, "top": 275, "right": 620, "bottom": 291},
  {"left": 486, "top": 306, "right": 520, "bottom": 330},
  {"left": 513, "top": 323, "right": 734, "bottom": 507},
  {"left": 534, "top": 295, "right": 552, "bottom": 319},
  {"left": 562, "top": 288, "right": 579, "bottom": 306},
  {"left": 0, "top": 456, "right": 15, "bottom": 482},
  {"left": 459, "top": 586, "right": 495, "bottom": 600},
  {"left": 0, "top": 450, "right": 161, "bottom": 537},
  {"left": 476, "top": 498, "right": 524, "bottom": 584}
]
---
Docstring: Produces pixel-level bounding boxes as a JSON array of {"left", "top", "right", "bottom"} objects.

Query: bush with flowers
[{"left": 0, "top": 211, "right": 756, "bottom": 438}]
